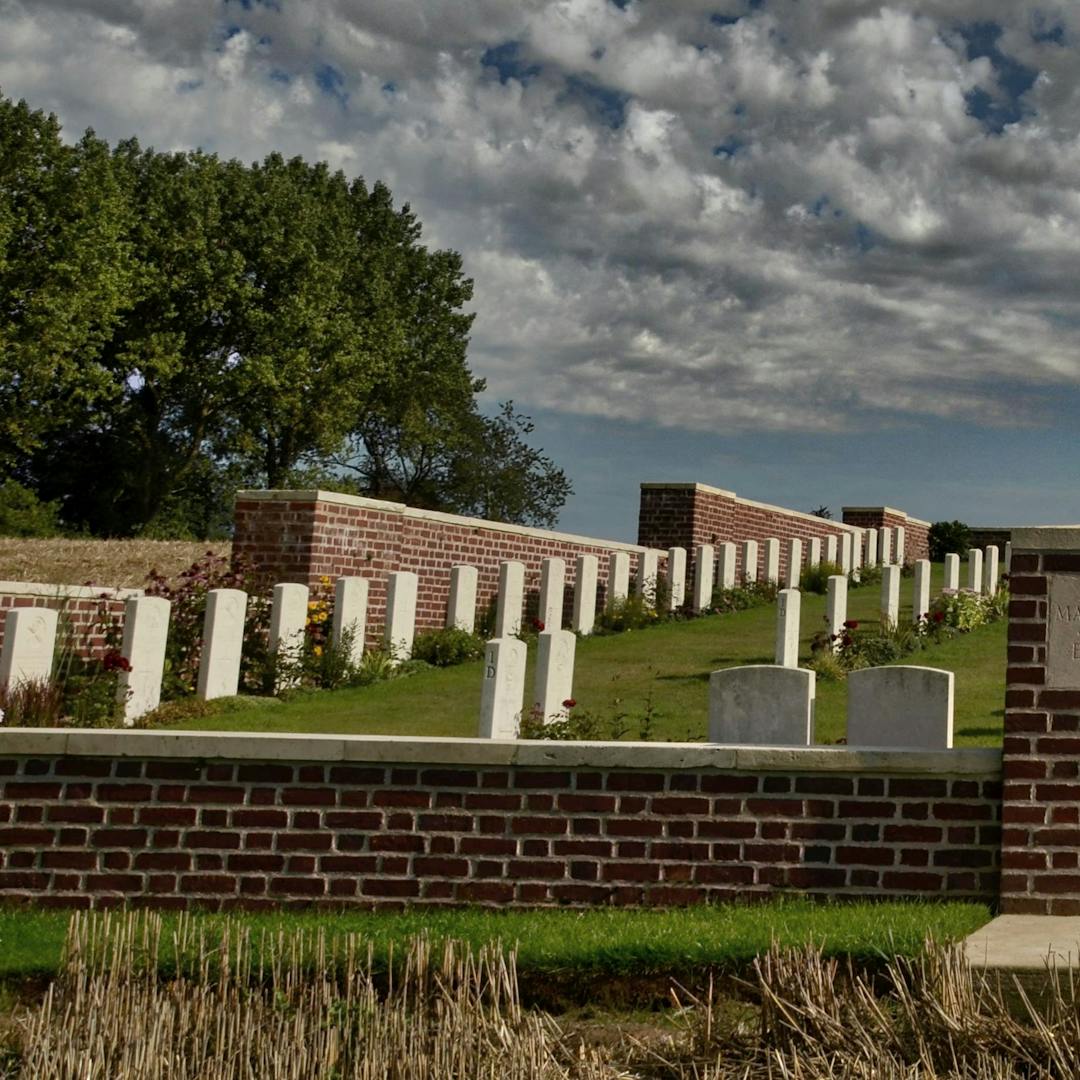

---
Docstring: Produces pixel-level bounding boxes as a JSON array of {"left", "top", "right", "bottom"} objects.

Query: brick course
[{"left": 0, "top": 736, "right": 1000, "bottom": 910}]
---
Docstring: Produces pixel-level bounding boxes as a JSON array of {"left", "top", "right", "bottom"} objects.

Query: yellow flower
[{"left": 313, "top": 645, "right": 323, "bottom": 657}]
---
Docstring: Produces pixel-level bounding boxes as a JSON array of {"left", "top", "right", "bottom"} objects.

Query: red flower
[
  {"left": 840, "top": 635, "right": 853, "bottom": 648},
  {"left": 531, "top": 617, "right": 546, "bottom": 631},
  {"left": 843, "top": 619, "right": 859, "bottom": 630},
  {"left": 102, "top": 650, "right": 132, "bottom": 673},
  {"left": 933, "top": 610, "right": 945, "bottom": 623},
  {"left": 562, "top": 698, "right": 577, "bottom": 709}
]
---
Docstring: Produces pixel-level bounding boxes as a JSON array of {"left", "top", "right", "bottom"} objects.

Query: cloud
[{"left": 3, "top": 0, "right": 1080, "bottom": 436}]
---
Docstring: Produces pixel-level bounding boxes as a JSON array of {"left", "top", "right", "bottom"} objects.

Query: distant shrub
[
  {"left": 710, "top": 579, "right": 777, "bottom": 613},
  {"left": 411, "top": 627, "right": 486, "bottom": 667},
  {"left": 929, "top": 520, "right": 972, "bottom": 562},
  {"left": 0, "top": 481, "right": 61, "bottom": 537},
  {"left": 596, "top": 593, "right": 660, "bottom": 633},
  {"left": 799, "top": 560, "right": 844, "bottom": 595}
]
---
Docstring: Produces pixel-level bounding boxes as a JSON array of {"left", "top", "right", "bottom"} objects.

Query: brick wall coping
[
  {"left": 0, "top": 581, "right": 144, "bottom": 600},
  {"left": 1013, "top": 526, "right": 1080, "bottom": 550},
  {"left": 841, "top": 507, "right": 932, "bottom": 528},
  {"left": 0, "top": 730, "right": 1001, "bottom": 776},
  {"left": 235, "top": 490, "right": 646, "bottom": 555},
  {"left": 641, "top": 483, "right": 863, "bottom": 533}
]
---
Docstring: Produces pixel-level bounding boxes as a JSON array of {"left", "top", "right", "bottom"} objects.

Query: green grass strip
[{"left": 0, "top": 900, "right": 992, "bottom": 981}]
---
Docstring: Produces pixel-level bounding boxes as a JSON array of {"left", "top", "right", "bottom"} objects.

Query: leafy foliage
[
  {"left": 799, "top": 560, "right": 844, "bottom": 595},
  {"left": 929, "top": 520, "right": 973, "bottom": 562},
  {"left": 410, "top": 627, "right": 486, "bottom": 667},
  {"left": 1, "top": 90, "right": 570, "bottom": 537}
]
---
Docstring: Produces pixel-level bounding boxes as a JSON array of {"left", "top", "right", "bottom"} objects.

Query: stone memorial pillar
[
  {"left": 666, "top": 547, "right": 687, "bottom": 610},
  {"left": 944, "top": 553, "right": 960, "bottom": 591},
  {"left": 335, "top": 576, "right": 369, "bottom": 663},
  {"left": 608, "top": 552, "right": 630, "bottom": 607},
  {"left": 895, "top": 526, "right": 906, "bottom": 565},
  {"left": 912, "top": 559, "right": 931, "bottom": 623},
  {"left": 539, "top": 557, "right": 566, "bottom": 629},
  {"left": 717, "top": 542, "right": 737, "bottom": 589},
  {"left": 573, "top": 554, "right": 599, "bottom": 633},
  {"left": 826, "top": 575, "right": 847, "bottom": 650},
  {"left": 984, "top": 546, "right": 1000, "bottom": 595},
  {"left": 741, "top": 540, "right": 759, "bottom": 584},
  {"left": 478, "top": 637, "right": 526, "bottom": 739},
  {"left": 197, "top": 588, "right": 248, "bottom": 700},
  {"left": 495, "top": 561, "right": 525, "bottom": 638},
  {"left": 386, "top": 571, "right": 418, "bottom": 661},
  {"left": 637, "top": 549, "right": 661, "bottom": 605},
  {"left": 880, "top": 528, "right": 893, "bottom": 566},
  {"left": 967, "top": 548, "right": 984, "bottom": 594},
  {"left": 840, "top": 533, "right": 853, "bottom": 575},
  {"left": 693, "top": 544, "right": 715, "bottom": 612},
  {"left": 784, "top": 538, "right": 802, "bottom": 589},
  {"left": 825, "top": 535, "right": 838, "bottom": 565},
  {"left": 865, "top": 528, "right": 879, "bottom": 567},
  {"left": 118, "top": 595, "right": 171, "bottom": 723},
  {"left": 0, "top": 608, "right": 58, "bottom": 689},
  {"left": 534, "top": 629, "right": 576, "bottom": 723},
  {"left": 775, "top": 587, "right": 800, "bottom": 668},
  {"left": 808, "top": 537, "right": 822, "bottom": 568},
  {"left": 445, "top": 567, "right": 475, "bottom": 634},
  {"left": 881, "top": 565, "right": 900, "bottom": 627},
  {"left": 764, "top": 538, "right": 780, "bottom": 585}
]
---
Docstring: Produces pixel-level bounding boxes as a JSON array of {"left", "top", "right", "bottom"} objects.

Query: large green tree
[{"left": 0, "top": 96, "right": 132, "bottom": 477}]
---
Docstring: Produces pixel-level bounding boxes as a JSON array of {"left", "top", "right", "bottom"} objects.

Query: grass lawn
[
  {"left": 0, "top": 900, "right": 992, "bottom": 983},
  {"left": 157, "top": 564, "right": 1006, "bottom": 747}
]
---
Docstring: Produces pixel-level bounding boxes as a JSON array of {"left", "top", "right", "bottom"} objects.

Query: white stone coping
[
  {"left": 0, "top": 730, "right": 1001, "bottom": 775},
  {"left": 1013, "top": 527, "right": 1080, "bottom": 551},
  {"left": 0, "top": 581, "right": 144, "bottom": 601},
  {"left": 236, "top": 490, "right": 646, "bottom": 555},
  {"left": 840, "top": 507, "right": 931, "bottom": 528},
  {"left": 640, "top": 481, "right": 738, "bottom": 498}
]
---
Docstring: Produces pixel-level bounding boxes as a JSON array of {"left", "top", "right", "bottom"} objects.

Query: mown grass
[
  {"left": 163, "top": 563, "right": 1006, "bottom": 746},
  {"left": 0, "top": 900, "right": 991, "bottom": 982}
]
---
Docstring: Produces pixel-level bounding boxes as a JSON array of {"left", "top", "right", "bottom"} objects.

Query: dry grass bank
[{"left": 0, "top": 539, "right": 231, "bottom": 590}]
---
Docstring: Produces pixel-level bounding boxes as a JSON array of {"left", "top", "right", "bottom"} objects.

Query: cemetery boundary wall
[
  {"left": 0, "top": 731, "right": 1000, "bottom": 910},
  {"left": 233, "top": 490, "right": 648, "bottom": 640},
  {"left": 636, "top": 485, "right": 930, "bottom": 581},
  {"left": 0, "top": 582, "right": 141, "bottom": 657}
]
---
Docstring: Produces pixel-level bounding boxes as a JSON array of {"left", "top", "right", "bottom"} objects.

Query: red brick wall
[
  {"left": 234, "top": 493, "right": 646, "bottom": 639},
  {"left": 1000, "top": 535, "right": 1080, "bottom": 914},
  {"left": 0, "top": 739, "right": 1000, "bottom": 909},
  {"left": 637, "top": 485, "right": 860, "bottom": 583},
  {"left": 841, "top": 508, "right": 931, "bottom": 563},
  {"left": 0, "top": 587, "right": 135, "bottom": 659}
]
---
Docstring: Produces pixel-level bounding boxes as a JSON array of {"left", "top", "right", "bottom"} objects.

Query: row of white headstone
[{"left": 772, "top": 546, "right": 1006, "bottom": 669}]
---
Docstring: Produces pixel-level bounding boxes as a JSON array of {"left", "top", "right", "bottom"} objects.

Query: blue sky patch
[
  {"left": 713, "top": 136, "right": 744, "bottom": 158},
  {"left": 269, "top": 68, "right": 290, "bottom": 84},
  {"left": 223, "top": 0, "right": 281, "bottom": 10},
  {"left": 955, "top": 21, "right": 1037, "bottom": 133},
  {"left": 315, "top": 63, "right": 347, "bottom": 106},
  {"left": 562, "top": 74, "right": 629, "bottom": 128},
  {"left": 481, "top": 41, "right": 541, "bottom": 85}
]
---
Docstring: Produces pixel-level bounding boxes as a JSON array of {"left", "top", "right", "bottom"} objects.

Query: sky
[{"left": 3, "top": 0, "right": 1080, "bottom": 542}]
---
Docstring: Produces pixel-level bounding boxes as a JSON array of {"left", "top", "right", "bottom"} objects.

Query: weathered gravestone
[
  {"left": 847, "top": 666, "right": 954, "bottom": 749},
  {"left": 708, "top": 665, "right": 815, "bottom": 745}
]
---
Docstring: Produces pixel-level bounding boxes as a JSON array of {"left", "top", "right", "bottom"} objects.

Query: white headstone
[
  {"left": 637, "top": 549, "right": 661, "bottom": 606},
  {"left": 494, "top": 560, "right": 525, "bottom": 638},
  {"left": 894, "top": 526, "right": 906, "bottom": 565},
  {"left": 742, "top": 540, "right": 759, "bottom": 584},
  {"left": 573, "top": 554, "right": 599, "bottom": 634},
  {"left": 784, "top": 538, "right": 802, "bottom": 589},
  {"left": 334, "top": 576, "right": 369, "bottom": 663},
  {"left": 775, "top": 587, "right": 801, "bottom": 668},
  {"left": 865, "top": 528, "right": 879, "bottom": 567},
  {"left": 825, "top": 535, "right": 838, "bottom": 565},
  {"left": 880, "top": 528, "right": 893, "bottom": 566},
  {"left": 912, "top": 559, "right": 931, "bottom": 624},
  {"left": 880, "top": 565, "right": 900, "bottom": 627},
  {"left": 0, "top": 607, "right": 58, "bottom": 689},
  {"left": 984, "top": 546, "right": 1000, "bottom": 595},
  {"left": 446, "top": 566, "right": 476, "bottom": 633},
  {"left": 118, "top": 596, "right": 170, "bottom": 724},
  {"left": 478, "top": 637, "right": 526, "bottom": 739},
  {"left": 847, "top": 666, "right": 954, "bottom": 749},
  {"left": 666, "top": 546, "right": 687, "bottom": 611},
  {"left": 764, "top": 538, "right": 780, "bottom": 585},
  {"left": 1004, "top": 541, "right": 1012, "bottom": 572},
  {"left": 967, "top": 548, "right": 984, "bottom": 594},
  {"left": 608, "top": 551, "right": 630, "bottom": 607},
  {"left": 269, "top": 582, "right": 308, "bottom": 687},
  {"left": 808, "top": 537, "right": 822, "bottom": 568},
  {"left": 840, "top": 533, "right": 853, "bottom": 574},
  {"left": 944, "top": 553, "right": 960, "bottom": 591},
  {"left": 386, "top": 570, "right": 418, "bottom": 661},
  {"left": 826, "top": 575, "right": 847, "bottom": 650},
  {"left": 693, "top": 544, "right": 715, "bottom": 612},
  {"left": 708, "top": 665, "right": 815, "bottom": 746},
  {"left": 197, "top": 588, "right": 247, "bottom": 700},
  {"left": 717, "top": 542, "right": 737, "bottom": 590},
  {"left": 851, "top": 531, "right": 863, "bottom": 582},
  {"left": 538, "top": 557, "right": 566, "bottom": 629},
  {"left": 533, "top": 629, "right": 576, "bottom": 723}
]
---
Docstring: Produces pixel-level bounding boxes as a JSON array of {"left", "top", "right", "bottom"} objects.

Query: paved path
[{"left": 964, "top": 915, "right": 1080, "bottom": 971}]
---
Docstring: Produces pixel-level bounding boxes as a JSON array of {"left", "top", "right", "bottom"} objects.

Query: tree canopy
[{"left": 0, "top": 91, "right": 571, "bottom": 536}]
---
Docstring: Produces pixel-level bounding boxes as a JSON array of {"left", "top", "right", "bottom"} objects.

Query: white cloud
[{"left": 2, "top": 0, "right": 1080, "bottom": 436}]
